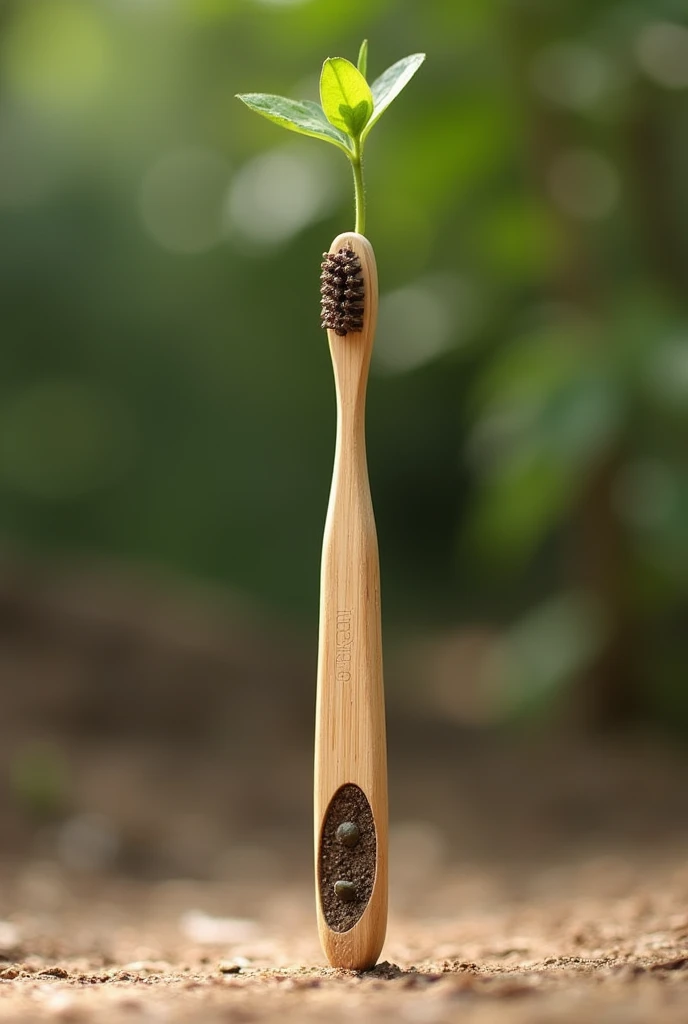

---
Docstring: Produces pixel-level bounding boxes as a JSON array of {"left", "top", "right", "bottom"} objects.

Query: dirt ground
[
  {"left": 1, "top": 560, "right": 688, "bottom": 1022},
  {"left": 2, "top": 849, "right": 688, "bottom": 1023}
]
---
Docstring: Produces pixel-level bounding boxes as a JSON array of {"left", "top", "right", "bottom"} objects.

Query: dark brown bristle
[{"left": 320, "top": 247, "right": 365, "bottom": 336}]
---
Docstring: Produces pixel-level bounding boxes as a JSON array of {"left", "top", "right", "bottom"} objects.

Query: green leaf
[
  {"left": 235, "top": 93, "right": 351, "bottom": 153},
  {"left": 319, "top": 57, "right": 373, "bottom": 139},
  {"left": 363, "top": 52, "right": 426, "bottom": 140},
  {"left": 357, "top": 39, "right": 368, "bottom": 79}
]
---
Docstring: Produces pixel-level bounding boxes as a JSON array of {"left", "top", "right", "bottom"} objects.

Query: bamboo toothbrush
[
  {"left": 314, "top": 231, "right": 387, "bottom": 971},
  {"left": 236, "top": 40, "right": 425, "bottom": 971}
]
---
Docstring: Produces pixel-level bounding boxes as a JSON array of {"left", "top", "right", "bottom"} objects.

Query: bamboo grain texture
[{"left": 315, "top": 231, "right": 388, "bottom": 970}]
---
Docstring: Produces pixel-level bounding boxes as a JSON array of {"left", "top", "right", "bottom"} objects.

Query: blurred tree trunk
[
  {"left": 628, "top": 85, "right": 688, "bottom": 298},
  {"left": 511, "top": 8, "right": 642, "bottom": 729},
  {"left": 572, "top": 453, "right": 639, "bottom": 728}
]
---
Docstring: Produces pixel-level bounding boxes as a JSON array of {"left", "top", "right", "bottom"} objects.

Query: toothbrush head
[{"left": 320, "top": 247, "right": 365, "bottom": 336}]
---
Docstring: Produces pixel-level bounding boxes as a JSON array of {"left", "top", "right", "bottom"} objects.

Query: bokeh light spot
[
  {"left": 374, "top": 275, "right": 474, "bottom": 375},
  {"left": 227, "top": 146, "right": 338, "bottom": 245},
  {"left": 636, "top": 22, "right": 688, "bottom": 89}
]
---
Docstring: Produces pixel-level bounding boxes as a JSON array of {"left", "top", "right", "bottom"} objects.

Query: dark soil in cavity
[{"left": 318, "top": 783, "right": 376, "bottom": 932}]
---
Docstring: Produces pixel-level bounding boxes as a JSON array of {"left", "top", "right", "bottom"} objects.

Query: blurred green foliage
[{"left": 0, "top": 0, "right": 686, "bottom": 728}]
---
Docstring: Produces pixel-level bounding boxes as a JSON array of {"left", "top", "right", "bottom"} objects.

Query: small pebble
[
  {"left": 336, "top": 822, "right": 361, "bottom": 848},
  {"left": 334, "top": 880, "right": 357, "bottom": 903}
]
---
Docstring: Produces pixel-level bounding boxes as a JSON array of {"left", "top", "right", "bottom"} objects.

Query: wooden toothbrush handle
[{"left": 314, "top": 232, "right": 387, "bottom": 971}]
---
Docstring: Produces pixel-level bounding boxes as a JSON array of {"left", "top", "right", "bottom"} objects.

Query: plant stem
[{"left": 350, "top": 140, "right": 366, "bottom": 235}]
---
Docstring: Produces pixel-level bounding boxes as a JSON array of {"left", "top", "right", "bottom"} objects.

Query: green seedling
[{"left": 236, "top": 41, "right": 425, "bottom": 235}]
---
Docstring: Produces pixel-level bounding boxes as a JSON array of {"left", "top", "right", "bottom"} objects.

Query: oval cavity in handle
[{"left": 318, "top": 783, "right": 376, "bottom": 932}]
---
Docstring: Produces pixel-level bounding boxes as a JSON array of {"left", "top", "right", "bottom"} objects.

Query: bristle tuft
[{"left": 320, "top": 247, "right": 365, "bottom": 336}]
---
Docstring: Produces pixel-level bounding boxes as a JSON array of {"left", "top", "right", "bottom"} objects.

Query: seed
[
  {"left": 334, "top": 880, "right": 356, "bottom": 903},
  {"left": 336, "top": 821, "right": 361, "bottom": 847}
]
